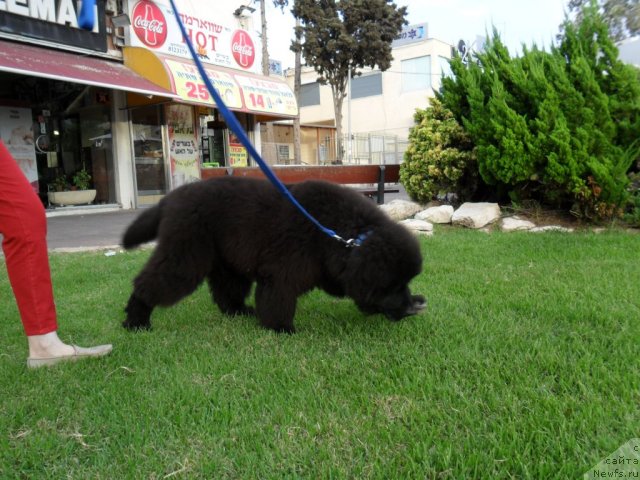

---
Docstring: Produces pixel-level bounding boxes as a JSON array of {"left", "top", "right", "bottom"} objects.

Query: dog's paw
[
  {"left": 236, "top": 306, "right": 256, "bottom": 316},
  {"left": 271, "top": 325, "right": 296, "bottom": 334},
  {"left": 122, "top": 319, "right": 151, "bottom": 331},
  {"left": 221, "top": 305, "right": 255, "bottom": 317}
]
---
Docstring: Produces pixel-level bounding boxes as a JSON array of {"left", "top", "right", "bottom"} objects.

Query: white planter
[{"left": 48, "top": 189, "right": 97, "bottom": 206}]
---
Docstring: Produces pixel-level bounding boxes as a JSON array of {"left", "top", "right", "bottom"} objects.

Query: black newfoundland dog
[{"left": 121, "top": 177, "right": 425, "bottom": 333}]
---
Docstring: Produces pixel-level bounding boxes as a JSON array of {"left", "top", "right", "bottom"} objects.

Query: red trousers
[{"left": 0, "top": 140, "right": 57, "bottom": 335}]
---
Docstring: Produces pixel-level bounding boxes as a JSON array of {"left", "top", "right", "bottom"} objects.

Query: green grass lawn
[{"left": 0, "top": 228, "right": 638, "bottom": 479}]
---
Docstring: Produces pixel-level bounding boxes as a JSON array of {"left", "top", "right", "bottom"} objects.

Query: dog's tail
[{"left": 122, "top": 205, "right": 161, "bottom": 249}]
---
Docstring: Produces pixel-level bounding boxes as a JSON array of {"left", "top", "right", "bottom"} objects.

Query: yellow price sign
[{"left": 165, "top": 59, "right": 243, "bottom": 108}]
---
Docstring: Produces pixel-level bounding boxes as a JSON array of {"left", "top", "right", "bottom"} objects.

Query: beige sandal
[{"left": 27, "top": 344, "right": 112, "bottom": 368}]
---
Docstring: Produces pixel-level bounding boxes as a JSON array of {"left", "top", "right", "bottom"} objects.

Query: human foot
[
  {"left": 27, "top": 331, "right": 112, "bottom": 368},
  {"left": 27, "top": 344, "right": 112, "bottom": 368}
]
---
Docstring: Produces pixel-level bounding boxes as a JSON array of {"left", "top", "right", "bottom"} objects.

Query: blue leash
[
  {"left": 78, "top": 0, "right": 95, "bottom": 30},
  {"left": 79, "top": 0, "right": 364, "bottom": 247}
]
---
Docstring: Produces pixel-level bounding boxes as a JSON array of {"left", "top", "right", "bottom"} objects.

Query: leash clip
[
  {"left": 333, "top": 230, "right": 372, "bottom": 248},
  {"left": 345, "top": 238, "right": 360, "bottom": 248}
]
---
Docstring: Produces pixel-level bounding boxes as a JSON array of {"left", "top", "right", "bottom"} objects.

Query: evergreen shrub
[
  {"left": 436, "top": 3, "right": 640, "bottom": 219},
  {"left": 400, "top": 98, "right": 477, "bottom": 204}
]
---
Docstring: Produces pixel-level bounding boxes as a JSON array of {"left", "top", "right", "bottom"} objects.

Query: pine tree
[{"left": 437, "top": 4, "right": 640, "bottom": 217}]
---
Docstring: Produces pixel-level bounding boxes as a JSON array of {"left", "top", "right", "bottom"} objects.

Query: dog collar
[{"left": 342, "top": 230, "right": 373, "bottom": 248}]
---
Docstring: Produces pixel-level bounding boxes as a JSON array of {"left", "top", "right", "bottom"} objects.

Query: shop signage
[
  {"left": 128, "top": 0, "right": 262, "bottom": 74},
  {"left": 228, "top": 131, "right": 247, "bottom": 167},
  {"left": 231, "top": 30, "right": 255, "bottom": 69},
  {"left": 392, "top": 23, "right": 428, "bottom": 48},
  {"left": 167, "top": 104, "right": 200, "bottom": 187},
  {"left": 234, "top": 74, "right": 298, "bottom": 117},
  {"left": 131, "top": 0, "right": 167, "bottom": 48},
  {"left": 164, "top": 58, "right": 244, "bottom": 109},
  {"left": 0, "top": 0, "right": 107, "bottom": 52},
  {"left": 163, "top": 56, "right": 297, "bottom": 116}
]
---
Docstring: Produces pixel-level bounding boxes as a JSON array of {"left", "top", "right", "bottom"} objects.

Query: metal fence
[
  {"left": 342, "top": 133, "right": 409, "bottom": 165},
  {"left": 260, "top": 132, "right": 409, "bottom": 166}
]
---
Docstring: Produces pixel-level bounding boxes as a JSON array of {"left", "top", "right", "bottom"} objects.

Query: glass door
[
  {"left": 208, "top": 119, "right": 227, "bottom": 167},
  {"left": 131, "top": 105, "right": 167, "bottom": 206}
]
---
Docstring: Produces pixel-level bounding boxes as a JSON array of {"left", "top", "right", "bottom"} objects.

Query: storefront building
[{"left": 0, "top": 0, "right": 297, "bottom": 210}]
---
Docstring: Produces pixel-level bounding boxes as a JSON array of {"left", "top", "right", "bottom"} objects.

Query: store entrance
[
  {"left": 131, "top": 105, "right": 167, "bottom": 206},
  {"left": 199, "top": 114, "right": 227, "bottom": 167}
]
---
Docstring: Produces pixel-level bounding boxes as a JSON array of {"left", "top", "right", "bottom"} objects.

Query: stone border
[{"left": 380, "top": 199, "right": 589, "bottom": 235}]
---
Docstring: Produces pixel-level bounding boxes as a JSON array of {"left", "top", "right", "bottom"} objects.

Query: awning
[
  {"left": 0, "top": 39, "right": 178, "bottom": 99},
  {"left": 123, "top": 47, "right": 298, "bottom": 119}
]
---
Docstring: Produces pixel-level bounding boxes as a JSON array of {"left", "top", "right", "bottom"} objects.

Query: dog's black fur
[{"left": 122, "top": 177, "right": 425, "bottom": 333}]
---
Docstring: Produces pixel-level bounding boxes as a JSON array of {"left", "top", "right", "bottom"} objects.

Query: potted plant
[
  {"left": 50, "top": 174, "right": 69, "bottom": 192},
  {"left": 48, "top": 166, "right": 97, "bottom": 206},
  {"left": 72, "top": 168, "right": 92, "bottom": 191}
]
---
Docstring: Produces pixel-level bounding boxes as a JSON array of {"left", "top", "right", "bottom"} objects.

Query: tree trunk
[
  {"left": 260, "top": 0, "right": 276, "bottom": 164},
  {"left": 332, "top": 86, "right": 345, "bottom": 163},
  {"left": 293, "top": 17, "right": 302, "bottom": 164},
  {"left": 260, "top": 0, "right": 269, "bottom": 76}
]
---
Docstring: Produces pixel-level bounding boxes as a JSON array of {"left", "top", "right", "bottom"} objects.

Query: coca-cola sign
[
  {"left": 231, "top": 30, "right": 255, "bottom": 69},
  {"left": 127, "top": 1, "right": 263, "bottom": 74},
  {"left": 132, "top": 0, "right": 168, "bottom": 48}
]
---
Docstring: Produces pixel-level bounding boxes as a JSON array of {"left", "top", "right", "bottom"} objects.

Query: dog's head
[{"left": 343, "top": 225, "right": 425, "bottom": 320}]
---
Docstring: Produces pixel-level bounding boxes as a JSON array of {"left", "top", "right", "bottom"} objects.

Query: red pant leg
[{"left": 0, "top": 140, "right": 57, "bottom": 335}]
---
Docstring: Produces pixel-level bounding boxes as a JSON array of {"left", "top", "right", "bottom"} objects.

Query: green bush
[
  {"left": 624, "top": 171, "right": 640, "bottom": 226},
  {"left": 438, "top": 3, "right": 640, "bottom": 219},
  {"left": 400, "top": 98, "right": 477, "bottom": 203}
]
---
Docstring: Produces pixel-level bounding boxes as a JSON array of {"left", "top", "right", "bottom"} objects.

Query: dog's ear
[
  {"left": 342, "top": 243, "right": 380, "bottom": 303},
  {"left": 342, "top": 231, "right": 398, "bottom": 300}
]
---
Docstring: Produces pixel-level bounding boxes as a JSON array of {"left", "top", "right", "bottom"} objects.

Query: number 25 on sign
[{"left": 185, "top": 82, "right": 210, "bottom": 101}]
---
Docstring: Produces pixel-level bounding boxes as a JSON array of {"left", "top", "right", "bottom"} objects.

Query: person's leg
[
  {"left": 0, "top": 140, "right": 57, "bottom": 336},
  {"left": 0, "top": 141, "right": 111, "bottom": 366}
]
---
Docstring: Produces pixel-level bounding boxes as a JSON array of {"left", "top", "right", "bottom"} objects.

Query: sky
[{"left": 262, "top": 0, "right": 572, "bottom": 70}]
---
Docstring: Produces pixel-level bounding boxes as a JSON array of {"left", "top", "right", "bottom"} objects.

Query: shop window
[{"left": 8, "top": 80, "right": 118, "bottom": 207}]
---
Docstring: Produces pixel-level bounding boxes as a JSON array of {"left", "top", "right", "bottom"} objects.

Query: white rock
[
  {"left": 529, "top": 225, "right": 574, "bottom": 233},
  {"left": 400, "top": 219, "right": 434, "bottom": 236},
  {"left": 415, "top": 205, "right": 454, "bottom": 224},
  {"left": 379, "top": 199, "right": 423, "bottom": 221},
  {"left": 501, "top": 216, "right": 536, "bottom": 232},
  {"left": 451, "top": 202, "right": 501, "bottom": 229}
]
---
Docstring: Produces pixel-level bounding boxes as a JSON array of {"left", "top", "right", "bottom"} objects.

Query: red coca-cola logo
[
  {"left": 132, "top": 0, "right": 167, "bottom": 48},
  {"left": 231, "top": 30, "right": 255, "bottom": 69}
]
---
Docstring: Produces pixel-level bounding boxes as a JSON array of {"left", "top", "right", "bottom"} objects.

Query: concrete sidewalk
[{"left": 46, "top": 209, "right": 140, "bottom": 252}]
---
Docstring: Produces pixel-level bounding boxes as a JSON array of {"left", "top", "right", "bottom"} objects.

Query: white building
[
  {"left": 618, "top": 36, "right": 640, "bottom": 67},
  {"left": 280, "top": 23, "right": 453, "bottom": 164}
]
